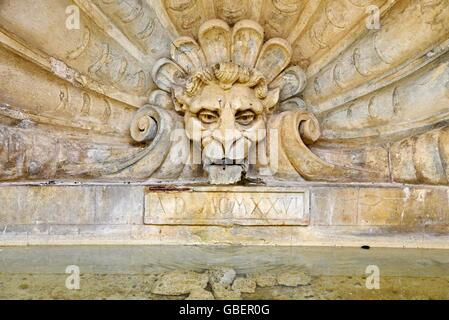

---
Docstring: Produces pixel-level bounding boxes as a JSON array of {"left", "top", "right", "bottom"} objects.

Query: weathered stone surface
[
  {"left": 1, "top": 0, "right": 449, "bottom": 248},
  {"left": 0, "top": 186, "right": 95, "bottom": 225},
  {"left": 186, "top": 288, "right": 215, "bottom": 300},
  {"left": 0, "top": 184, "right": 449, "bottom": 247},
  {"left": 277, "top": 271, "right": 312, "bottom": 287},
  {"left": 311, "top": 188, "right": 358, "bottom": 226},
  {"left": 231, "top": 277, "right": 257, "bottom": 293},
  {"left": 357, "top": 187, "right": 449, "bottom": 226},
  {"left": 211, "top": 283, "right": 242, "bottom": 300},
  {"left": 208, "top": 267, "right": 236, "bottom": 287},
  {"left": 94, "top": 186, "right": 144, "bottom": 225},
  {"left": 254, "top": 272, "right": 278, "bottom": 288},
  {"left": 145, "top": 186, "right": 309, "bottom": 226},
  {"left": 400, "top": 188, "right": 448, "bottom": 226},
  {"left": 151, "top": 271, "right": 209, "bottom": 296},
  {"left": 358, "top": 188, "right": 404, "bottom": 226},
  {"left": 0, "top": 186, "right": 143, "bottom": 226},
  {"left": 312, "top": 186, "right": 449, "bottom": 227},
  {"left": 0, "top": 1, "right": 448, "bottom": 185}
]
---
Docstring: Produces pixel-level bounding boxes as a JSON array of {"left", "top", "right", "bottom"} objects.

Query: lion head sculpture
[{"left": 131, "top": 19, "right": 309, "bottom": 184}]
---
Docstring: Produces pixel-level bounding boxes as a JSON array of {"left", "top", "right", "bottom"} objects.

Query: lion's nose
[
  {"left": 212, "top": 128, "right": 242, "bottom": 145},
  {"left": 227, "top": 138, "right": 248, "bottom": 161},
  {"left": 211, "top": 128, "right": 246, "bottom": 160}
]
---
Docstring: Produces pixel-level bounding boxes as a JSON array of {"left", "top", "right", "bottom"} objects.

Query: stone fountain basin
[{"left": 1, "top": 245, "right": 449, "bottom": 300}]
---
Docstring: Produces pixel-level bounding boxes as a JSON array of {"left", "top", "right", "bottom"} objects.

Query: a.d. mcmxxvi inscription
[{"left": 145, "top": 186, "right": 309, "bottom": 226}]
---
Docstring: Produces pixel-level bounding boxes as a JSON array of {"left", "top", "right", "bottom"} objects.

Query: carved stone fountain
[{"left": 1, "top": 0, "right": 449, "bottom": 247}]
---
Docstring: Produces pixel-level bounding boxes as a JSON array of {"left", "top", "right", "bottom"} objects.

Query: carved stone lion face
[
  {"left": 146, "top": 19, "right": 307, "bottom": 184},
  {"left": 184, "top": 84, "right": 267, "bottom": 166},
  {"left": 173, "top": 63, "right": 280, "bottom": 183}
]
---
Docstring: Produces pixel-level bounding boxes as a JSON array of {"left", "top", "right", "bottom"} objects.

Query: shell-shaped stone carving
[
  {"left": 151, "top": 58, "right": 187, "bottom": 92},
  {"left": 231, "top": 20, "right": 265, "bottom": 68},
  {"left": 170, "top": 37, "right": 206, "bottom": 74},
  {"left": 255, "top": 38, "right": 292, "bottom": 83},
  {"left": 151, "top": 18, "right": 296, "bottom": 100},
  {"left": 270, "top": 66, "right": 307, "bottom": 102},
  {"left": 198, "top": 19, "right": 232, "bottom": 65},
  {"left": 1, "top": 0, "right": 449, "bottom": 185}
]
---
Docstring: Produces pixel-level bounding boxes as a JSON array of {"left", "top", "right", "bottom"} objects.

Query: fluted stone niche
[{"left": 1, "top": 0, "right": 449, "bottom": 247}]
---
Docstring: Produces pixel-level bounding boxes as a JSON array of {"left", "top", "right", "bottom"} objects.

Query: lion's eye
[
  {"left": 235, "top": 110, "right": 256, "bottom": 125},
  {"left": 198, "top": 110, "right": 219, "bottom": 124}
]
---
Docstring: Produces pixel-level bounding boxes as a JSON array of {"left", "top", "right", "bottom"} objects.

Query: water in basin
[{"left": 1, "top": 246, "right": 448, "bottom": 299}]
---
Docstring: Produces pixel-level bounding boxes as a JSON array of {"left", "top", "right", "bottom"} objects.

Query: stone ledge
[
  {"left": 1, "top": 225, "right": 449, "bottom": 249},
  {"left": 0, "top": 184, "right": 448, "bottom": 247},
  {"left": 0, "top": 185, "right": 144, "bottom": 225}
]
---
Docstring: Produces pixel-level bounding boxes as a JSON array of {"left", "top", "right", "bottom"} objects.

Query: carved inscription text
[{"left": 144, "top": 186, "right": 309, "bottom": 226}]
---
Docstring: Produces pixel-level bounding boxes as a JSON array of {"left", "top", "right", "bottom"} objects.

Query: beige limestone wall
[
  {"left": 1, "top": 1, "right": 449, "bottom": 248},
  {"left": 1, "top": 183, "right": 448, "bottom": 248}
]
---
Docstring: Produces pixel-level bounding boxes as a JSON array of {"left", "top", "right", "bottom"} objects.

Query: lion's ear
[
  {"left": 262, "top": 87, "right": 280, "bottom": 112},
  {"left": 173, "top": 87, "right": 191, "bottom": 113}
]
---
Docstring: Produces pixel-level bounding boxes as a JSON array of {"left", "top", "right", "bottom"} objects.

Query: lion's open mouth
[{"left": 204, "top": 159, "right": 247, "bottom": 185}]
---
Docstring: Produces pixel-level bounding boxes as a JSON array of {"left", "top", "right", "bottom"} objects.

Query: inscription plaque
[{"left": 144, "top": 186, "right": 310, "bottom": 226}]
